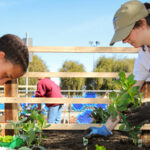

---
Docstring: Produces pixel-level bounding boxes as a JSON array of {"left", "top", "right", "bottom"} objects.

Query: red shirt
[{"left": 35, "top": 78, "right": 62, "bottom": 107}]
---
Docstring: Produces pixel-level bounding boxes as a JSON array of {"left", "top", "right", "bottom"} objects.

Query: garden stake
[
  {"left": 83, "top": 137, "right": 88, "bottom": 150},
  {"left": 138, "top": 139, "right": 142, "bottom": 147}
]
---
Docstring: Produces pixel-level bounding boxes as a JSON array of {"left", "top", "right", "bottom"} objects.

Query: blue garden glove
[{"left": 85, "top": 125, "right": 112, "bottom": 138}]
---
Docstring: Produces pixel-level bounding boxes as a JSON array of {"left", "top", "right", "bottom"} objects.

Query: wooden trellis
[{"left": 2, "top": 46, "right": 150, "bottom": 131}]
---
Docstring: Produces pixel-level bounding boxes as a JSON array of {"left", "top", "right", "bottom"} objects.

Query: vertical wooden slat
[
  {"left": 140, "top": 82, "right": 150, "bottom": 146},
  {"left": 4, "top": 80, "right": 18, "bottom": 135},
  {"left": 141, "top": 82, "right": 150, "bottom": 98}
]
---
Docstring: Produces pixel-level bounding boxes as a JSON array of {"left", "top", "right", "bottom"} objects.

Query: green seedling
[
  {"left": 20, "top": 108, "right": 49, "bottom": 149},
  {"left": 108, "top": 72, "right": 143, "bottom": 144},
  {"left": 11, "top": 117, "right": 28, "bottom": 136},
  {"left": 21, "top": 120, "right": 37, "bottom": 148},
  {"left": 0, "top": 106, "right": 49, "bottom": 149},
  {"left": 0, "top": 125, "right": 1, "bottom": 135},
  {"left": 95, "top": 144, "right": 106, "bottom": 150},
  {"left": 83, "top": 137, "right": 88, "bottom": 146},
  {"left": 90, "top": 107, "right": 110, "bottom": 123},
  {"left": 18, "top": 147, "right": 32, "bottom": 150},
  {"left": 36, "top": 113, "right": 50, "bottom": 146},
  {"left": 83, "top": 137, "right": 88, "bottom": 150}
]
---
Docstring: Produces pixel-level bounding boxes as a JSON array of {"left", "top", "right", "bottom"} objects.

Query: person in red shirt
[{"left": 35, "top": 77, "right": 63, "bottom": 124}]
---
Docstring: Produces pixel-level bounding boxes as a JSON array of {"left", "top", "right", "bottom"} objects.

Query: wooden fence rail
[
  {"left": 28, "top": 46, "right": 139, "bottom": 53},
  {"left": 23, "top": 72, "right": 130, "bottom": 78},
  {"left": 0, "top": 123, "right": 150, "bottom": 130},
  {"left": 1, "top": 97, "right": 150, "bottom": 104}
]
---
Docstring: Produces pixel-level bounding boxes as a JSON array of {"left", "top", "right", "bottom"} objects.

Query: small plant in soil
[
  {"left": 90, "top": 107, "right": 110, "bottom": 123},
  {"left": 0, "top": 107, "right": 50, "bottom": 150},
  {"left": 95, "top": 144, "right": 107, "bottom": 150},
  {"left": 90, "top": 72, "right": 143, "bottom": 145},
  {"left": 108, "top": 71, "right": 143, "bottom": 144},
  {"left": 19, "top": 108, "right": 50, "bottom": 150},
  {"left": 11, "top": 117, "right": 28, "bottom": 136}
]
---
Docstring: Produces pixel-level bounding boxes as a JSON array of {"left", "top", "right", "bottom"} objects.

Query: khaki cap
[{"left": 110, "top": 0, "right": 150, "bottom": 46}]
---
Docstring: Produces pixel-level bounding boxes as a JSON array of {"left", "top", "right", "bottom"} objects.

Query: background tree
[
  {"left": 85, "top": 57, "right": 135, "bottom": 90},
  {"left": 18, "top": 54, "right": 49, "bottom": 85},
  {"left": 59, "top": 61, "right": 85, "bottom": 96}
]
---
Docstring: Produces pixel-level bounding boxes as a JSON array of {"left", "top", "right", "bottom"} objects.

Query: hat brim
[{"left": 110, "top": 23, "right": 135, "bottom": 46}]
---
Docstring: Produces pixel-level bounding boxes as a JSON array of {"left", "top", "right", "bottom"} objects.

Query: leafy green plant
[
  {"left": 0, "top": 107, "right": 49, "bottom": 149},
  {"left": 108, "top": 71, "right": 143, "bottom": 144},
  {"left": 95, "top": 144, "right": 106, "bottom": 150},
  {"left": 0, "top": 135, "right": 13, "bottom": 143},
  {"left": 20, "top": 108, "right": 50, "bottom": 150},
  {"left": 0, "top": 125, "right": 2, "bottom": 135},
  {"left": 21, "top": 120, "right": 36, "bottom": 148},
  {"left": 18, "top": 146, "right": 32, "bottom": 150},
  {"left": 36, "top": 113, "right": 50, "bottom": 146},
  {"left": 11, "top": 117, "right": 27, "bottom": 136},
  {"left": 0, "top": 136, "right": 24, "bottom": 149},
  {"left": 90, "top": 107, "right": 110, "bottom": 123}
]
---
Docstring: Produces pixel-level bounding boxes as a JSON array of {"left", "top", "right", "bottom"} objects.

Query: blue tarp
[
  {"left": 76, "top": 109, "right": 93, "bottom": 124},
  {"left": 72, "top": 92, "right": 107, "bottom": 111}
]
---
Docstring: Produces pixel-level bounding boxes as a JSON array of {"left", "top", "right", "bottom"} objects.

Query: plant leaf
[
  {"left": 109, "top": 91, "right": 117, "bottom": 102},
  {"left": 18, "top": 147, "right": 32, "bottom": 150}
]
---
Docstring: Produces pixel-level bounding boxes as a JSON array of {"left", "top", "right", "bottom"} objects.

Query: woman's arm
[
  {"left": 105, "top": 115, "right": 121, "bottom": 131},
  {"left": 134, "top": 80, "right": 145, "bottom": 90}
]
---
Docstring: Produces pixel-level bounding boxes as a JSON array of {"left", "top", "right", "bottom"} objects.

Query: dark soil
[{"left": 38, "top": 130, "right": 150, "bottom": 150}]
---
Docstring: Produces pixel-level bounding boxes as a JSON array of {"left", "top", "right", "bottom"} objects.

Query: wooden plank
[
  {"left": 48, "top": 124, "right": 150, "bottom": 130},
  {"left": 0, "top": 123, "right": 103, "bottom": 130},
  {"left": 28, "top": 46, "right": 139, "bottom": 53},
  {"left": 0, "top": 97, "right": 111, "bottom": 104},
  {"left": 0, "top": 123, "right": 149, "bottom": 130},
  {"left": 0, "top": 97, "right": 149, "bottom": 104},
  {"left": 141, "top": 98, "right": 150, "bottom": 103},
  {"left": 46, "top": 124, "right": 103, "bottom": 130},
  {"left": 141, "top": 124, "right": 150, "bottom": 130},
  {"left": 4, "top": 80, "right": 18, "bottom": 135},
  {"left": 4, "top": 80, "right": 18, "bottom": 122},
  {"left": 23, "top": 72, "right": 130, "bottom": 78},
  {"left": 0, "top": 123, "right": 14, "bottom": 130},
  {"left": 18, "top": 85, "right": 36, "bottom": 88},
  {"left": 44, "top": 124, "right": 150, "bottom": 130}
]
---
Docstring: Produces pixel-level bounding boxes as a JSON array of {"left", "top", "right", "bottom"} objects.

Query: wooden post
[
  {"left": 140, "top": 82, "right": 150, "bottom": 146},
  {"left": 140, "top": 82, "right": 150, "bottom": 98},
  {"left": 4, "top": 80, "right": 18, "bottom": 135}
]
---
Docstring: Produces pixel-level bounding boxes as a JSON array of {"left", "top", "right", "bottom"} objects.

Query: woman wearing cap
[{"left": 86, "top": 0, "right": 150, "bottom": 138}]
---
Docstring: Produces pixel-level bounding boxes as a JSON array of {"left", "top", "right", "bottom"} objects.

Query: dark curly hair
[
  {"left": 134, "top": 3, "right": 150, "bottom": 28},
  {"left": 0, "top": 34, "right": 29, "bottom": 72}
]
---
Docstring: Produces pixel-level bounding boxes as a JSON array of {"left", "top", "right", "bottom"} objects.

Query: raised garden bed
[{"left": 38, "top": 130, "right": 150, "bottom": 150}]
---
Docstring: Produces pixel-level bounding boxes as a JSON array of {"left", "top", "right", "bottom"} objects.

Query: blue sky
[{"left": 0, "top": 0, "right": 147, "bottom": 83}]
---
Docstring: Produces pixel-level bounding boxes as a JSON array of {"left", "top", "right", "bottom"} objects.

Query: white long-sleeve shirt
[{"left": 133, "top": 46, "right": 150, "bottom": 81}]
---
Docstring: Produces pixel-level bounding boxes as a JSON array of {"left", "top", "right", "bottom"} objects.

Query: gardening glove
[
  {"left": 127, "top": 102, "right": 150, "bottom": 126},
  {"left": 85, "top": 125, "right": 112, "bottom": 138}
]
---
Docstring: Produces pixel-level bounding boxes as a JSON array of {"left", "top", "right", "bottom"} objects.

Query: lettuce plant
[{"left": 0, "top": 135, "right": 13, "bottom": 143}]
